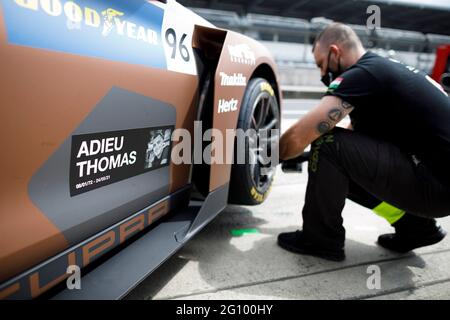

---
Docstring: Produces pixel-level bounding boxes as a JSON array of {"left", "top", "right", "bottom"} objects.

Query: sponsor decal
[
  {"left": 0, "top": 198, "right": 170, "bottom": 299},
  {"left": 219, "top": 72, "right": 247, "bottom": 87},
  {"left": 2, "top": 0, "right": 166, "bottom": 69},
  {"left": 145, "top": 129, "right": 171, "bottom": 169},
  {"left": 218, "top": 98, "right": 238, "bottom": 114},
  {"left": 228, "top": 44, "right": 256, "bottom": 65},
  {"left": 260, "top": 82, "right": 275, "bottom": 96},
  {"left": 328, "top": 77, "right": 344, "bottom": 92},
  {"left": 70, "top": 126, "right": 173, "bottom": 196}
]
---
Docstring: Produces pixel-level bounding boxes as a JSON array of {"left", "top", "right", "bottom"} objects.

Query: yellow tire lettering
[
  {"left": 260, "top": 82, "right": 275, "bottom": 97},
  {"left": 251, "top": 187, "right": 266, "bottom": 202}
]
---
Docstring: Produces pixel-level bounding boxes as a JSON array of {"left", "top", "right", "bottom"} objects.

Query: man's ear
[{"left": 329, "top": 44, "right": 340, "bottom": 55}]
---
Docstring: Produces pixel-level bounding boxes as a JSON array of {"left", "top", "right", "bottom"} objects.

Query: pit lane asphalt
[{"left": 125, "top": 99, "right": 450, "bottom": 300}]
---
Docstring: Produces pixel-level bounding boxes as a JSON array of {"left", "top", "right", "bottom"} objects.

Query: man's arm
[{"left": 279, "top": 96, "right": 354, "bottom": 160}]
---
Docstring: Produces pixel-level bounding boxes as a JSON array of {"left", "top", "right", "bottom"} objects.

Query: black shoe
[
  {"left": 277, "top": 230, "right": 345, "bottom": 262},
  {"left": 377, "top": 215, "right": 447, "bottom": 253}
]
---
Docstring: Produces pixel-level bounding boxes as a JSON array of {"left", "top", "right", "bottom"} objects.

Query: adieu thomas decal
[{"left": 70, "top": 126, "right": 173, "bottom": 196}]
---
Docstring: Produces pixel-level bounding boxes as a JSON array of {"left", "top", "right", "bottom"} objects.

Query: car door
[{"left": 0, "top": 0, "right": 206, "bottom": 284}]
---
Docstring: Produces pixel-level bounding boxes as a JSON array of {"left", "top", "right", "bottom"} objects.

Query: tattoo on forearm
[
  {"left": 315, "top": 101, "right": 354, "bottom": 135},
  {"left": 342, "top": 100, "right": 354, "bottom": 110},
  {"left": 317, "top": 122, "right": 331, "bottom": 134},
  {"left": 328, "top": 108, "right": 343, "bottom": 122}
]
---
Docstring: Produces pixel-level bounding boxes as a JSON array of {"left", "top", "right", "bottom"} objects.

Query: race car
[{"left": 0, "top": 0, "right": 281, "bottom": 299}]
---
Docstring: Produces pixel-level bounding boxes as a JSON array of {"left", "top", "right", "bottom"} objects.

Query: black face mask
[{"left": 321, "top": 50, "right": 342, "bottom": 87}]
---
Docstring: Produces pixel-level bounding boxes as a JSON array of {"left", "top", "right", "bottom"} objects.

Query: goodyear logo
[
  {"left": 1, "top": 0, "right": 167, "bottom": 69},
  {"left": 260, "top": 82, "right": 275, "bottom": 97}
]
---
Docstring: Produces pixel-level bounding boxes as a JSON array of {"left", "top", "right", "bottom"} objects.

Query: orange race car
[{"left": 0, "top": 0, "right": 281, "bottom": 299}]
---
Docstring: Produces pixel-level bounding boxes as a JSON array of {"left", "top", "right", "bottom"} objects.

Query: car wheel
[{"left": 228, "top": 78, "right": 280, "bottom": 205}]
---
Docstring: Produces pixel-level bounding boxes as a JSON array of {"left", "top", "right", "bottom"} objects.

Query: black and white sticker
[
  {"left": 70, "top": 126, "right": 173, "bottom": 196},
  {"left": 161, "top": 0, "right": 213, "bottom": 75}
]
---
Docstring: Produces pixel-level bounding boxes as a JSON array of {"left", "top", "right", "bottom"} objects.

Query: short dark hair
[{"left": 312, "top": 23, "right": 362, "bottom": 52}]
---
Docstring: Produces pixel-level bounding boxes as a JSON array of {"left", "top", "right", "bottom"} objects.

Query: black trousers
[{"left": 302, "top": 128, "right": 450, "bottom": 250}]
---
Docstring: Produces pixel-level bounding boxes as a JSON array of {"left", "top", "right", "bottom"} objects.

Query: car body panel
[
  {"left": 0, "top": 0, "right": 280, "bottom": 299},
  {"left": 0, "top": 0, "right": 200, "bottom": 284},
  {"left": 208, "top": 29, "right": 280, "bottom": 191}
]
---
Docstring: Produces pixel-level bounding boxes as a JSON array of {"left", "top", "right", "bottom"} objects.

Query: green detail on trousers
[
  {"left": 310, "top": 134, "right": 334, "bottom": 173},
  {"left": 373, "top": 202, "right": 406, "bottom": 224}
]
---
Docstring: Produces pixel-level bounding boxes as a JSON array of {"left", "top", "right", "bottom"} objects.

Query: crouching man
[{"left": 278, "top": 23, "right": 450, "bottom": 261}]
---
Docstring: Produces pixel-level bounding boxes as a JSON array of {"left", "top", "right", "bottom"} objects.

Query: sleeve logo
[{"left": 328, "top": 77, "right": 344, "bottom": 92}]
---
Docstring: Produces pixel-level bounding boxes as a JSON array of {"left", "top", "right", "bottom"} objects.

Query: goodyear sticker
[{"left": 1, "top": 0, "right": 167, "bottom": 69}]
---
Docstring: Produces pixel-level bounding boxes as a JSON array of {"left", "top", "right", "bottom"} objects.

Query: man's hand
[{"left": 279, "top": 96, "right": 354, "bottom": 160}]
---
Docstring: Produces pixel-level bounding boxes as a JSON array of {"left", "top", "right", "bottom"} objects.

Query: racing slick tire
[{"left": 228, "top": 78, "right": 280, "bottom": 205}]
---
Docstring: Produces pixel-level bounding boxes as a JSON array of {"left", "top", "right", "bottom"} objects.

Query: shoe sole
[
  {"left": 277, "top": 239, "right": 345, "bottom": 262},
  {"left": 378, "top": 227, "right": 447, "bottom": 253}
]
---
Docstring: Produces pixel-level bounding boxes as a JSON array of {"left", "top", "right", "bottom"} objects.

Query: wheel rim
[{"left": 248, "top": 91, "right": 280, "bottom": 192}]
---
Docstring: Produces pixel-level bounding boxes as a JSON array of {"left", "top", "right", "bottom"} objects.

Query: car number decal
[{"left": 160, "top": 0, "right": 198, "bottom": 75}]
